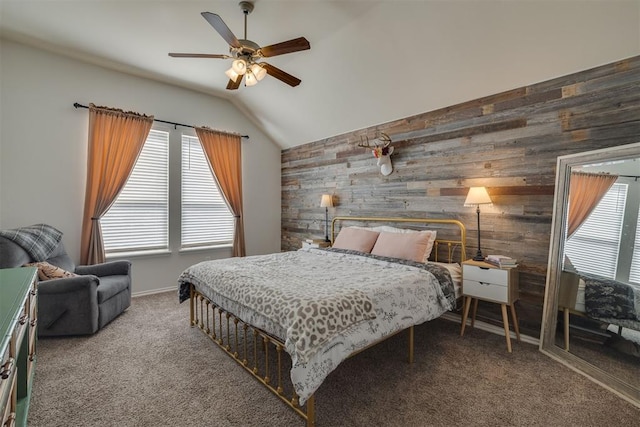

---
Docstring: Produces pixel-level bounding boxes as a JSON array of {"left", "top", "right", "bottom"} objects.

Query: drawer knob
[{"left": 0, "top": 358, "right": 15, "bottom": 380}]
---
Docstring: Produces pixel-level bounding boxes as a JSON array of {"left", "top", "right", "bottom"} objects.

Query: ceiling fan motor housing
[{"left": 231, "top": 39, "right": 260, "bottom": 59}]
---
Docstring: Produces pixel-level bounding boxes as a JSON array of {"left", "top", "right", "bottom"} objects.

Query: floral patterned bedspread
[{"left": 178, "top": 247, "right": 455, "bottom": 404}]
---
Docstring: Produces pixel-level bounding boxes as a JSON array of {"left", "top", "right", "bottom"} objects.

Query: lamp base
[
  {"left": 324, "top": 207, "right": 330, "bottom": 242},
  {"left": 472, "top": 251, "right": 484, "bottom": 262}
]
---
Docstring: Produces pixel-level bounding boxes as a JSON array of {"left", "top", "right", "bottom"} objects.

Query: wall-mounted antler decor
[{"left": 358, "top": 132, "right": 394, "bottom": 176}]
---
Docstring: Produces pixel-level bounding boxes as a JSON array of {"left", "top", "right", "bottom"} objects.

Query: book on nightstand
[
  {"left": 302, "top": 240, "right": 331, "bottom": 249},
  {"left": 485, "top": 254, "right": 518, "bottom": 268}
]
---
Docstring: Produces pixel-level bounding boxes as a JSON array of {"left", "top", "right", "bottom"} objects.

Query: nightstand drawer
[
  {"left": 463, "top": 279, "right": 508, "bottom": 303},
  {"left": 463, "top": 264, "right": 509, "bottom": 285}
]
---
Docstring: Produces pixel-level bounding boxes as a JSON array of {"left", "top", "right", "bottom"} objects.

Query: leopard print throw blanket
[{"left": 178, "top": 250, "right": 378, "bottom": 363}]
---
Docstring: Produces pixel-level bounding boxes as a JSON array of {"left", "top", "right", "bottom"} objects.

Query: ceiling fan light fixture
[
  {"left": 251, "top": 63, "right": 267, "bottom": 81},
  {"left": 245, "top": 71, "right": 258, "bottom": 86},
  {"left": 231, "top": 59, "right": 247, "bottom": 75},
  {"left": 225, "top": 67, "right": 240, "bottom": 80}
]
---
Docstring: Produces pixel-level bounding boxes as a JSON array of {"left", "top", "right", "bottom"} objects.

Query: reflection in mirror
[{"left": 540, "top": 142, "right": 640, "bottom": 408}]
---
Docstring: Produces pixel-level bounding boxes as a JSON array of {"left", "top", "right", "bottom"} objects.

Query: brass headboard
[{"left": 330, "top": 216, "right": 467, "bottom": 263}]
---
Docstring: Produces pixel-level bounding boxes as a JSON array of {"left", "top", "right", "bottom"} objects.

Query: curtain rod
[{"left": 73, "top": 103, "right": 249, "bottom": 139}]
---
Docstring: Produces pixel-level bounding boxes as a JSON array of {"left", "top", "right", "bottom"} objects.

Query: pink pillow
[
  {"left": 371, "top": 231, "right": 432, "bottom": 262},
  {"left": 372, "top": 226, "right": 436, "bottom": 262},
  {"left": 332, "top": 227, "right": 380, "bottom": 253}
]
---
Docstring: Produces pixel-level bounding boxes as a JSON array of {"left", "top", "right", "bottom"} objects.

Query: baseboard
[
  {"left": 132, "top": 287, "right": 176, "bottom": 298},
  {"left": 441, "top": 312, "right": 540, "bottom": 346}
]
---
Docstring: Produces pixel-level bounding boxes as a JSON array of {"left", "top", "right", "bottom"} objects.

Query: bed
[{"left": 178, "top": 216, "right": 466, "bottom": 426}]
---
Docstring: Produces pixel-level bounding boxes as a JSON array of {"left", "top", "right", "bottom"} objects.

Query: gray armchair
[{"left": 0, "top": 234, "right": 131, "bottom": 336}]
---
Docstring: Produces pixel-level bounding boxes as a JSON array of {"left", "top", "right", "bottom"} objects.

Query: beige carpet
[{"left": 28, "top": 291, "right": 639, "bottom": 426}]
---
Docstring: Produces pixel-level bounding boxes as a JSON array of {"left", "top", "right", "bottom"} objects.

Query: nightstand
[
  {"left": 301, "top": 240, "right": 331, "bottom": 249},
  {"left": 460, "top": 259, "right": 520, "bottom": 352}
]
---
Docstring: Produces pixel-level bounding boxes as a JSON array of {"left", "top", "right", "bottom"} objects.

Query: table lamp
[
  {"left": 464, "top": 187, "right": 492, "bottom": 261},
  {"left": 320, "top": 194, "right": 333, "bottom": 242}
]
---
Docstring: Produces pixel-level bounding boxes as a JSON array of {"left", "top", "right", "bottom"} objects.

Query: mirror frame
[{"left": 540, "top": 141, "right": 640, "bottom": 408}]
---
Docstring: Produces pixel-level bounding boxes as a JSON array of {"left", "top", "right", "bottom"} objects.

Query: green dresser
[{"left": 0, "top": 267, "right": 38, "bottom": 427}]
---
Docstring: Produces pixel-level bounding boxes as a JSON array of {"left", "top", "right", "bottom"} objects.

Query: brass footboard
[
  {"left": 189, "top": 285, "right": 416, "bottom": 426},
  {"left": 189, "top": 285, "right": 316, "bottom": 426}
]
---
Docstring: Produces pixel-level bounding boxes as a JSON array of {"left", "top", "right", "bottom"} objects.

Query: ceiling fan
[{"left": 169, "top": 1, "right": 310, "bottom": 90}]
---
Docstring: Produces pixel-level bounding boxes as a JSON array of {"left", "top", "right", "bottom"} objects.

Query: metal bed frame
[{"left": 187, "top": 216, "right": 467, "bottom": 426}]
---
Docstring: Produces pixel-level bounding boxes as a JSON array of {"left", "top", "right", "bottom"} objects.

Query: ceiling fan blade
[
  {"left": 168, "top": 53, "right": 231, "bottom": 59},
  {"left": 261, "top": 63, "right": 302, "bottom": 87},
  {"left": 259, "top": 37, "right": 310, "bottom": 58},
  {"left": 226, "top": 74, "right": 243, "bottom": 90},
  {"left": 201, "top": 12, "right": 242, "bottom": 49}
]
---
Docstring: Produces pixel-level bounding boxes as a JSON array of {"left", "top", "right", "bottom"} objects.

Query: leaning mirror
[{"left": 540, "top": 141, "right": 640, "bottom": 407}]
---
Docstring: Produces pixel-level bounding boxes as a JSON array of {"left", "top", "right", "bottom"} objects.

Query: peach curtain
[
  {"left": 567, "top": 171, "right": 618, "bottom": 239},
  {"left": 81, "top": 104, "right": 153, "bottom": 264},
  {"left": 195, "top": 127, "right": 245, "bottom": 257}
]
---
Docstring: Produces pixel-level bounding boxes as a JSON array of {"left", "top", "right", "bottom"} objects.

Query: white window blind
[
  {"left": 564, "top": 183, "right": 628, "bottom": 279},
  {"left": 101, "top": 129, "right": 169, "bottom": 253},
  {"left": 181, "top": 135, "right": 234, "bottom": 248},
  {"left": 629, "top": 204, "right": 640, "bottom": 285}
]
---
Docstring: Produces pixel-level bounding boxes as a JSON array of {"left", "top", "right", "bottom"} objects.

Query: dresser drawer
[
  {"left": 0, "top": 267, "right": 38, "bottom": 427},
  {"left": 28, "top": 285, "right": 37, "bottom": 321},
  {"left": 0, "top": 357, "right": 16, "bottom": 426},
  {"left": 463, "top": 264, "right": 509, "bottom": 285},
  {"left": 12, "top": 316, "right": 28, "bottom": 359},
  {"left": 463, "top": 279, "right": 508, "bottom": 303}
]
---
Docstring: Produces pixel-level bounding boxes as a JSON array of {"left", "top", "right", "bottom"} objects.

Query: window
[
  {"left": 564, "top": 183, "right": 628, "bottom": 279},
  {"left": 181, "top": 135, "right": 234, "bottom": 248},
  {"left": 629, "top": 204, "right": 640, "bottom": 284},
  {"left": 101, "top": 129, "right": 169, "bottom": 253},
  {"left": 101, "top": 129, "right": 234, "bottom": 255}
]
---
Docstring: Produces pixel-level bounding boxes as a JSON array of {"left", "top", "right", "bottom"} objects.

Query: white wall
[{"left": 0, "top": 40, "right": 281, "bottom": 295}]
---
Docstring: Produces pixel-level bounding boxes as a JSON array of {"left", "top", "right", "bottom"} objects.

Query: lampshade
[
  {"left": 320, "top": 194, "right": 333, "bottom": 208},
  {"left": 225, "top": 67, "right": 240, "bottom": 80},
  {"left": 251, "top": 63, "right": 267, "bottom": 81},
  {"left": 231, "top": 59, "right": 247, "bottom": 75},
  {"left": 464, "top": 186, "right": 492, "bottom": 206},
  {"left": 245, "top": 71, "right": 258, "bottom": 86}
]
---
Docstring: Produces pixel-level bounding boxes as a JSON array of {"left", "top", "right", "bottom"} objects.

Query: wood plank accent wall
[{"left": 281, "top": 55, "right": 640, "bottom": 337}]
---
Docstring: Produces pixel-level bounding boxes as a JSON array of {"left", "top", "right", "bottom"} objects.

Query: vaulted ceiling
[{"left": 1, "top": 1, "right": 638, "bottom": 149}]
